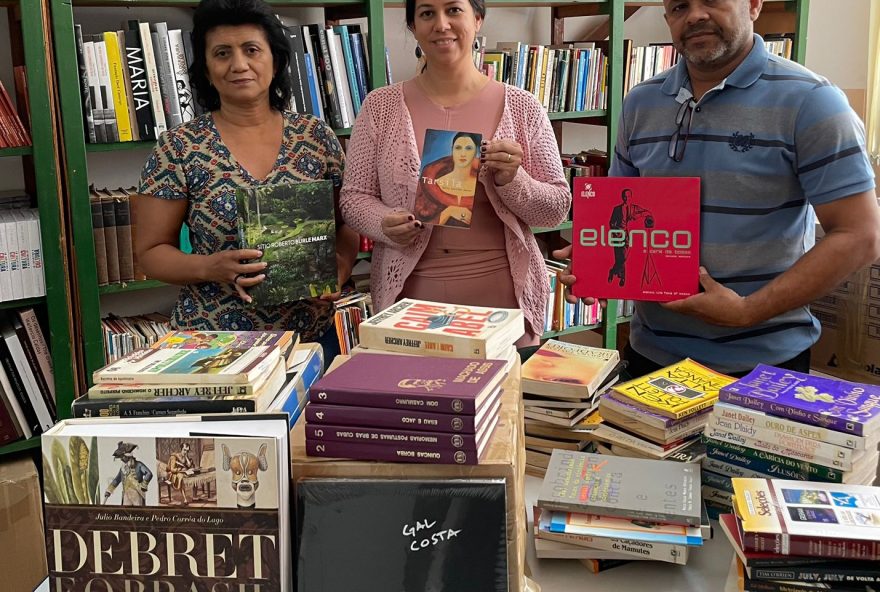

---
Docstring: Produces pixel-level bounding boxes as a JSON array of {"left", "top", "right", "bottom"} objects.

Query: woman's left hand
[{"left": 481, "top": 138, "right": 522, "bottom": 186}]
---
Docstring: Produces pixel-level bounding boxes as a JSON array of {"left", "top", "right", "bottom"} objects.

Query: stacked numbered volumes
[
  {"left": 592, "top": 359, "right": 733, "bottom": 463},
  {"left": 520, "top": 339, "right": 622, "bottom": 476},
  {"left": 702, "top": 365, "right": 880, "bottom": 520},
  {"left": 533, "top": 450, "right": 708, "bottom": 568},
  {"left": 720, "top": 478, "right": 880, "bottom": 591},
  {"left": 305, "top": 298, "right": 524, "bottom": 464}
]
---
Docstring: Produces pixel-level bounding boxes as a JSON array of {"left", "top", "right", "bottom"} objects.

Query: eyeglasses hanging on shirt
[{"left": 668, "top": 97, "right": 697, "bottom": 162}]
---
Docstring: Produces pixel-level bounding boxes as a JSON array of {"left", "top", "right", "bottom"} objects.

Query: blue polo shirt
[{"left": 610, "top": 34, "right": 875, "bottom": 374}]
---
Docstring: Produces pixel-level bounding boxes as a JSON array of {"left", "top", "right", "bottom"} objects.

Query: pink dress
[{"left": 400, "top": 80, "right": 538, "bottom": 346}]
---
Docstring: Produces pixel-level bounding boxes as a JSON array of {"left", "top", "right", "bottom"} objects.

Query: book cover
[
  {"left": 235, "top": 180, "right": 337, "bottom": 307},
  {"left": 718, "top": 364, "right": 880, "bottom": 437},
  {"left": 309, "top": 352, "right": 506, "bottom": 415},
  {"left": 414, "top": 128, "right": 482, "bottom": 227},
  {"left": 538, "top": 450, "right": 702, "bottom": 526},
  {"left": 357, "top": 298, "right": 524, "bottom": 359},
  {"left": 609, "top": 358, "right": 736, "bottom": 419},
  {"left": 521, "top": 339, "right": 619, "bottom": 399},
  {"left": 41, "top": 414, "right": 290, "bottom": 590},
  {"left": 296, "top": 479, "right": 507, "bottom": 591},
  {"left": 152, "top": 329, "right": 298, "bottom": 364},
  {"left": 732, "top": 478, "right": 880, "bottom": 560},
  {"left": 71, "top": 393, "right": 258, "bottom": 417},
  {"left": 546, "top": 510, "right": 703, "bottom": 546},
  {"left": 571, "top": 176, "right": 700, "bottom": 301}
]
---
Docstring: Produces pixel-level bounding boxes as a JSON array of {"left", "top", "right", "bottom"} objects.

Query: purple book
[
  {"left": 719, "top": 364, "right": 880, "bottom": 436},
  {"left": 305, "top": 423, "right": 481, "bottom": 450},
  {"left": 309, "top": 354, "right": 507, "bottom": 415}
]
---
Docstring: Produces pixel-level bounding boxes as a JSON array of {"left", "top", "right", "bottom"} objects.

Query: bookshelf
[{"left": 0, "top": 0, "right": 77, "bottom": 457}]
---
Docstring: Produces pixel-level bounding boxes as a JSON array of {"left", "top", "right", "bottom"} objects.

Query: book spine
[
  {"left": 348, "top": 32, "right": 369, "bottom": 104},
  {"left": 11, "top": 316, "right": 54, "bottom": 417},
  {"left": 314, "top": 28, "right": 344, "bottom": 129},
  {"left": 718, "top": 390, "right": 865, "bottom": 436},
  {"left": 88, "top": 382, "right": 256, "bottom": 399},
  {"left": 311, "top": 385, "right": 478, "bottom": 415},
  {"left": 82, "top": 39, "right": 106, "bottom": 143},
  {"left": 283, "top": 24, "right": 311, "bottom": 115},
  {"left": 15, "top": 309, "right": 54, "bottom": 401},
  {"left": 700, "top": 485, "right": 733, "bottom": 507},
  {"left": 305, "top": 403, "right": 479, "bottom": 433},
  {"left": 704, "top": 439, "right": 845, "bottom": 482},
  {"left": 305, "top": 437, "right": 481, "bottom": 464},
  {"left": 538, "top": 497, "right": 699, "bottom": 528},
  {"left": 700, "top": 469, "right": 733, "bottom": 493},
  {"left": 167, "top": 29, "right": 195, "bottom": 122},
  {"left": 742, "top": 531, "right": 880, "bottom": 561},
  {"left": 713, "top": 403, "right": 866, "bottom": 450},
  {"left": 701, "top": 457, "right": 772, "bottom": 480},
  {"left": 124, "top": 28, "right": 157, "bottom": 140},
  {"left": 114, "top": 196, "right": 135, "bottom": 281},
  {"left": 152, "top": 23, "right": 182, "bottom": 128},
  {"left": 71, "top": 396, "right": 257, "bottom": 418},
  {"left": 333, "top": 26, "right": 361, "bottom": 112},
  {"left": 103, "top": 31, "right": 133, "bottom": 141},
  {"left": 751, "top": 566, "right": 880, "bottom": 585},
  {"left": 305, "top": 423, "right": 479, "bottom": 450},
  {"left": 704, "top": 426, "right": 854, "bottom": 470},
  {"left": 90, "top": 196, "right": 109, "bottom": 285},
  {"left": 93, "top": 39, "right": 119, "bottom": 142},
  {"left": 0, "top": 359, "right": 33, "bottom": 438},
  {"left": 101, "top": 196, "right": 120, "bottom": 283},
  {"left": 325, "top": 30, "right": 353, "bottom": 127},
  {"left": 0, "top": 332, "right": 45, "bottom": 433},
  {"left": 358, "top": 327, "right": 487, "bottom": 359},
  {"left": 134, "top": 21, "right": 167, "bottom": 136},
  {"left": 0, "top": 393, "right": 19, "bottom": 443},
  {"left": 534, "top": 529, "right": 688, "bottom": 565},
  {"left": 74, "top": 25, "right": 97, "bottom": 143},
  {"left": 117, "top": 30, "right": 139, "bottom": 141}
]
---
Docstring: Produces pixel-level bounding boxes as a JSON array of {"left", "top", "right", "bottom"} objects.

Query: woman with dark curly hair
[{"left": 134, "top": 0, "right": 357, "bottom": 363}]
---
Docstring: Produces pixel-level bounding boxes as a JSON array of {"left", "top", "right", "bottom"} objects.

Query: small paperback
[
  {"left": 153, "top": 330, "right": 299, "bottom": 365},
  {"left": 522, "top": 339, "right": 620, "bottom": 399},
  {"left": 608, "top": 358, "right": 736, "bottom": 419},
  {"left": 357, "top": 298, "right": 524, "bottom": 359},
  {"left": 571, "top": 176, "right": 700, "bottom": 301},
  {"left": 41, "top": 413, "right": 291, "bottom": 590},
  {"left": 538, "top": 449, "right": 702, "bottom": 526},
  {"left": 414, "top": 129, "right": 482, "bottom": 228},
  {"left": 236, "top": 180, "right": 337, "bottom": 306}
]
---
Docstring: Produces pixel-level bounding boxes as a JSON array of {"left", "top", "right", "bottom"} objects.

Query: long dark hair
[{"left": 190, "top": 0, "right": 292, "bottom": 112}]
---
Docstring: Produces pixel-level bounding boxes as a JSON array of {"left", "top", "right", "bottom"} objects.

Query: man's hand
[
  {"left": 662, "top": 267, "right": 753, "bottom": 327},
  {"left": 551, "top": 246, "right": 603, "bottom": 307}
]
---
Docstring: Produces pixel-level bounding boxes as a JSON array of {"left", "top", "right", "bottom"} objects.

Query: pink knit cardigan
[{"left": 339, "top": 82, "right": 572, "bottom": 337}]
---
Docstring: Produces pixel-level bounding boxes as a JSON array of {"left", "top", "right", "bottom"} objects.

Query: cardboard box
[
  {"left": 291, "top": 356, "right": 527, "bottom": 591},
  {"left": 0, "top": 456, "right": 48, "bottom": 591}
]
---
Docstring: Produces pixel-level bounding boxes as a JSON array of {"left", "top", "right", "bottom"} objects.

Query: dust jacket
[{"left": 414, "top": 129, "right": 482, "bottom": 228}]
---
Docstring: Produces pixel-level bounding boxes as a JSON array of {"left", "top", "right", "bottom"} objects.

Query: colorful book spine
[
  {"left": 312, "top": 383, "right": 498, "bottom": 415},
  {"left": 87, "top": 382, "right": 258, "bottom": 399},
  {"left": 704, "top": 438, "right": 847, "bottom": 483},
  {"left": 103, "top": 31, "right": 133, "bottom": 141},
  {"left": 304, "top": 438, "right": 483, "bottom": 465},
  {"left": 305, "top": 403, "right": 485, "bottom": 433},
  {"left": 740, "top": 530, "right": 880, "bottom": 561},
  {"left": 751, "top": 564, "right": 880, "bottom": 585},
  {"left": 71, "top": 394, "right": 257, "bottom": 417},
  {"left": 704, "top": 425, "right": 856, "bottom": 470},
  {"left": 305, "top": 423, "right": 480, "bottom": 450}
]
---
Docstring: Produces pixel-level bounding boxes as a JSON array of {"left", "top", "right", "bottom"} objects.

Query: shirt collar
[{"left": 661, "top": 33, "right": 768, "bottom": 97}]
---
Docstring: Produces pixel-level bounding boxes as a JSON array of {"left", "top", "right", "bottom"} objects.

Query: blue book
[
  {"left": 273, "top": 345, "right": 324, "bottom": 428},
  {"left": 332, "top": 26, "right": 361, "bottom": 113},
  {"left": 577, "top": 51, "right": 590, "bottom": 111},
  {"left": 303, "top": 55, "right": 324, "bottom": 120},
  {"left": 545, "top": 511, "right": 703, "bottom": 546},
  {"left": 348, "top": 31, "right": 369, "bottom": 104},
  {"left": 719, "top": 364, "right": 880, "bottom": 437}
]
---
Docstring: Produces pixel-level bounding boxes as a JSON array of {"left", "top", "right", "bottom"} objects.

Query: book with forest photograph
[{"left": 236, "top": 180, "right": 337, "bottom": 307}]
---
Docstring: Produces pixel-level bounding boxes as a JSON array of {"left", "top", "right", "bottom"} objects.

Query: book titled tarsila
[
  {"left": 414, "top": 129, "right": 482, "bottom": 228},
  {"left": 572, "top": 176, "right": 700, "bottom": 301},
  {"left": 236, "top": 180, "right": 337, "bottom": 306}
]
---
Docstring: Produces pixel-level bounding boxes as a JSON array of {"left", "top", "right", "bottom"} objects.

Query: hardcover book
[
  {"left": 235, "top": 180, "right": 337, "bottom": 307},
  {"left": 357, "top": 298, "right": 524, "bottom": 359},
  {"left": 538, "top": 450, "right": 702, "bottom": 527},
  {"left": 41, "top": 413, "right": 291, "bottom": 590},
  {"left": 609, "top": 358, "right": 736, "bottom": 419},
  {"left": 521, "top": 339, "right": 620, "bottom": 399},
  {"left": 732, "top": 478, "right": 880, "bottom": 560},
  {"left": 571, "top": 176, "right": 701, "bottom": 301},
  {"left": 308, "top": 352, "right": 507, "bottom": 415},
  {"left": 414, "top": 129, "right": 482, "bottom": 228},
  {"left": 718, "top": 364, "right": 880, "bottom": 437},
  {"left": 296, "top": 479, "right": 508, "bottom": 591}
]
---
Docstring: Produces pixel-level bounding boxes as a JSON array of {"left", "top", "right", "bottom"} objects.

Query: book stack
[
  {"left": 333, "top": 292, "right": 372, "bottom": 354},
  {"left": 304, "top": 352, "right": 508, "bottom": 465},
  {"left": 520, "top": 339, "right": 623, "bottom": 476},
  {"left": 0, "top": 206, "right": 45, "bottom": 300},
  {"left": 100, "top": 312, "right": 171, "bottom": 363},
  {"left": 532, "top": 450, "right": 708, "bottom": 569},
  {"left": 701, "top": 365, "right": 880, "bottom": 519},
  {"left": 0, "top": 74, "right": 31, "bottom": 148},
  {"left": 720, "top": 478, "right": 880, "bottom": 591},
  {"left": 593, "top": 359, "right": 734, "bottom": 463}
]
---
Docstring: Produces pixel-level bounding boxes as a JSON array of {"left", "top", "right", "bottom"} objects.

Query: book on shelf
[
  {"left": 718, "top": 364, "right": 880, "bottom": 437},
  {"left": 414, "top": 129, "right": 482, "bottom": 228},
  {"left": 236, "top": 180, "right": 337, "bottom": 307},
  {"left": 357, "top": 298, "right": 524, "bottom": 359},
  {"left": 296, "top": 479, "right": 508, "bottom": 591},
  {"left": 0, "top": 78, "right": 31, "bottom": 148},
  {"left": 521, "top": 339, "right": 620, "bottom": 399},
  {"left": 101, "top": 312, "right": 172, "bottom": 363},
  {"left": 41, "top": 413, "right": 291, "bottom": 589},
  {"left": 571, "top": 176, "right": 701, "bottom": 301},
  {"left": 538, "top": 449, "right": 702, "bottom": 527}
]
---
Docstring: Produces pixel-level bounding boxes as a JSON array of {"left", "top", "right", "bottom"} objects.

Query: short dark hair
[
  {"left": 452, "top": 131, "right": 481, "bottom": 148},
  {"left": 405, "top": 0, "right": 486, "bottom": 30},
  {"left": 190, "top": 0, "right": 292, "bottom": 112}
]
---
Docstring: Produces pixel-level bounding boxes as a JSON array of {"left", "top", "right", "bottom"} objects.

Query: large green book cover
[{"left": 235, "top": 180, "right": 337, "bottom": 306}]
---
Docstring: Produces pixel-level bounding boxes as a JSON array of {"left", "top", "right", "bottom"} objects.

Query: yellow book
[
  {"left": 103, "top": 31, "right": 133, "bottom": 142},
  {"left": 609, "top": 358, "right": 736, "bottom": 419}
]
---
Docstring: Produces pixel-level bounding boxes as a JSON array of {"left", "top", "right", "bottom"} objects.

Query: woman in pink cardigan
[{"left": 339, "top": 0, "right": 571, "bottom": 346}]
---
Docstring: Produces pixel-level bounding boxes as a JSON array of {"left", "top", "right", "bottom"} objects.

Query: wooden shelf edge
[
  {"left": 0, "top": 296, "right": 46, "bottom": 310},
  {"left": 541, "top": 323, "right": 600, "bottom": 340},
  {"left": 0, "top": 436, "right": 41, "bottom": 456},
  {"left": 0, "top": 146, "right": 33, "bottom": 158},
  {"left": 98, "top": 279, "right": 170, "bottom": 294}
]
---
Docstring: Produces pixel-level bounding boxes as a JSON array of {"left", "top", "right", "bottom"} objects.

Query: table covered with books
[{"left": 290, "top": 356, "right": 528, "bottom": 592}]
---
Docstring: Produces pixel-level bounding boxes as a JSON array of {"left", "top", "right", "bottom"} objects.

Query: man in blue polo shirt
[{"left": 556, "top": 0, "right": 880, "bottom": 377}]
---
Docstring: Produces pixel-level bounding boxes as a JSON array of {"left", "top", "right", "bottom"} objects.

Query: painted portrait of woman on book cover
[{"left": 415, "top": 129, "right": 482, "bottom": 228}]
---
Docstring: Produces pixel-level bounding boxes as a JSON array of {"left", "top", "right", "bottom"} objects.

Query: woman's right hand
[
  {"left": 381, "top": 211, "right": 424, "bottom": 246},
  {"left": 204, "top": 249, "right": 268, "bottom": 303}
]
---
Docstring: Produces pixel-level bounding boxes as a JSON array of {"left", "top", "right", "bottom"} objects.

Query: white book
[
  {"left": 0, "top": 318, "right": 53, "bottom": 430},
  {"left": 167, "top": 29, "right": 195, "bottom": 122},
  {"left": 27, "top": 210, "right": 45, "bottom": 296},
  {"left": 82, "top": 40, "right": 106, "bottom": 143},
  {"left": 152, "top": 23, "right": 183, "bottom": 128},
  {"left": 93, "top": 40, "right": 119, "bottom": 142},
  {"left": 10, "top": 211, "right": 33, "bottom": 297},
  {"left": 325, "top": 29, "right": 353, "bottom": 127},
  {"left": 2, "top": 213, "right": 22, "bottom": 300},
  {"left": 138, "top": 22, "right": 168, "bottom": 136},
  {"left": 0, "top": 216, "right": 9, "bottom": 301}
]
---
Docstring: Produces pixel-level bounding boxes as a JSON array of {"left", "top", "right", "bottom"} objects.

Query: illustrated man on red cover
[{"left": 607, "top": 188, "right": 653, "bottom": 287}]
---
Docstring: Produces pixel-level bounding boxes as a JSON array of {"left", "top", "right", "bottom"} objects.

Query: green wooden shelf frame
[
  {"left": 0, "top": 145, "right": 33, "bottom": 157},
  {"left": 0, "top": 436, "right": 42, "bottom": 456}
]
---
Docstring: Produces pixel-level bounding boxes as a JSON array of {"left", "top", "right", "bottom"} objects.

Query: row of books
[
  {"left": 475, "top": 40, "right": 608, "bottom": 113},
  {"left": 0, "top": 73, "right": 30, "bottom": 148},
  {"left": 333, "top": 291, "right": 371, "bottom": 355},
  {"left": 89, "top": 186, "right": 144, "bottom": 287},
  {"left": 0, "top": 206, "right": 45, "bottom": 301},
  {"left": 0, "top": 309, "right": 56, "bottom": 443},
  {"left": 100, "top": 312, "right": 171, "bottom": 363},
  {"left": 74, "top": 22, "right": 198, "bottom": 143},
  {"left": 543, "top": 260, "right": 603, "bottom": 333}
]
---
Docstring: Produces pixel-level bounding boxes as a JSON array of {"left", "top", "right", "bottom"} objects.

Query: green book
[{"left": 235, "top": 180, "right": 337, "bottom": 307}]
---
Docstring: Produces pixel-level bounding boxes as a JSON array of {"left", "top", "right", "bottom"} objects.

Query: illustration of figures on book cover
[
  {"left": 42, "top": 435, "right": 281, "bottom": 587},
  {"left": 236, "top": 180, "right": 338, "bottom": 306},
  {"left": 415, "top": 129, "right": 482, "bottom": 228}
]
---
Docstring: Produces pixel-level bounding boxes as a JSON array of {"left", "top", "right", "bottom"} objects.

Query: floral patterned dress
[{"left": 139, "top": 111, "right": 344, "bottom": 341}]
